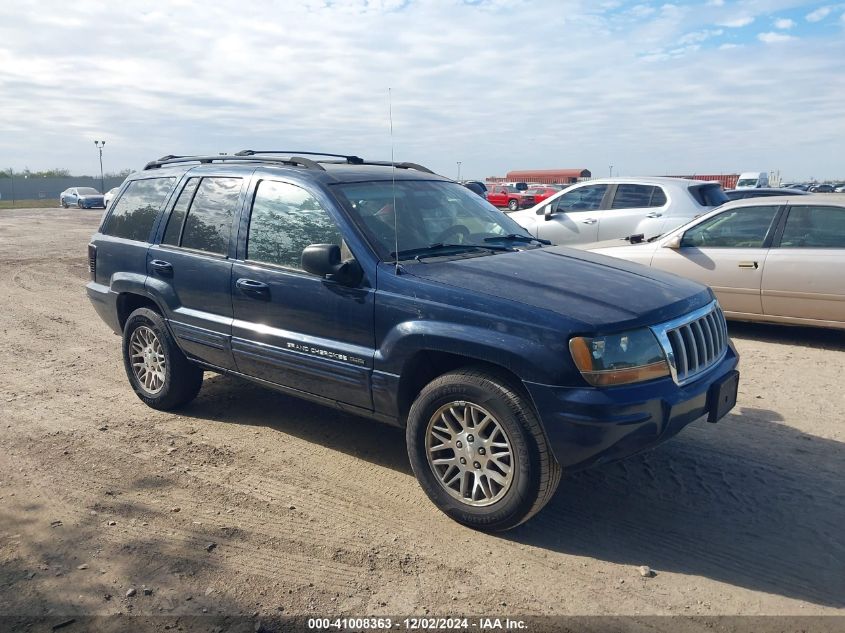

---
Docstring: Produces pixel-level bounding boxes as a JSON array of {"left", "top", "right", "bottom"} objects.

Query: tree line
[{"left": 0, "top": 168, "right": 134, "bottom": 179}]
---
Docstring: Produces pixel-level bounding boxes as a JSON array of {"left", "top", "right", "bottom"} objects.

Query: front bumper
[
  {"left": 79, "top": 198, "right": 106, "bottom": 208},
  {"left": 524, "top": 347, "right": 739, "bottom": 471}
]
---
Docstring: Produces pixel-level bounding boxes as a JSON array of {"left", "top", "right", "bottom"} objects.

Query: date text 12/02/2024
[{"left": 306, "top": 617, "right": 527, "bottom": 630}]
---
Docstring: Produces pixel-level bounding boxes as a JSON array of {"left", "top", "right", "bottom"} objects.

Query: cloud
[
  {"left": 758, "top": 31, "right": 796, "bottom": 43},
  {"left": 774, "top": 18, "right": 795, "bottom": 29},
  {"left": 707, "top": 0, "right": 725, "bottom": 5},
  {"left": 0, "top": 0, "right": 843, "bottom": 181},
  {"left": 806, "top": 6, "right": 832, "bottom": 22},
  {"left": 719, "top": 16, "right": 755, "bottom": 28}
]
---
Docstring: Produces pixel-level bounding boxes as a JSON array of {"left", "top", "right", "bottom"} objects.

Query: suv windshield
[{"left": 333, "top": 180, "right": 539, "bottom": 260}]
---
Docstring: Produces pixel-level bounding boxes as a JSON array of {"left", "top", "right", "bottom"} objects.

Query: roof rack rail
[
  {"left": 236, "top": 150, "right": 364, "bottom": 164},
  {"left": 235, "top": 150, "right": 435, "bottom": 174},
  {"left": 142, "top": 154, "right": 326, "bottom": 171}
]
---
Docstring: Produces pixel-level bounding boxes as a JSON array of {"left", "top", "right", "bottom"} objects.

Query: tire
[
  {"left": 507, "top": 199, "right": 519, "bottom": 212},
  {"left": 77, "top": 200, "right": 84, "bottom": 209},
  {"left": 406, "top": 368, "right": 561, "bottom": 531},
  {"left": 61, "top": 199, "right": 68, "bottom": 208},
  {"left": 122, "top": 307, "right": 203, "bottom": 410}
]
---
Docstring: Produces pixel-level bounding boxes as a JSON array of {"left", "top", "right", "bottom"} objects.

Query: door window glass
[
  {"left": 780, "top": 206, "right": 845, "bottom": 248},
  {"left": 611, "top": 184, "right": 658, "bottom": 209},
  {"left": 162, "top": 178, "right": 199, "bottom": 246},
  {"left": 554, "top": 184, "right": 608, "bottom": 212},
  {"left": 681, "top": 206, "right": 779, "bottom": 248},
  {"left": 101, "top": 177, "right": 176, "bottom": 242},
  {"left": 180, "top": 177, "right": 242, "bottom": 255},
  {"left": 247, "top": 180, "right": 342, "bottom": 271}
]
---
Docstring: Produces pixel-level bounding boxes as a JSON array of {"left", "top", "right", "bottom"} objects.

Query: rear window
[
  {"left": 101, "top": 177, "right": 175, "bottom": 242},
  {"left": 611, "top": 184, "right": 667, "bottom": 209},
  {"left": 690, "top": 183, "right": 729, "bottom": 207}
]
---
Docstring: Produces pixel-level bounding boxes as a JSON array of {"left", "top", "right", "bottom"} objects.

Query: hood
[
  {"left": 80, "top": 194, "right": 104, "bottom": 199},
  {"left": 406, "top": 246, "right": 712, "bottom": 331}
]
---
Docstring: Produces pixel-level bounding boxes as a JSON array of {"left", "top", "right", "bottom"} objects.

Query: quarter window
[
  {"left": 180, "top": 177, "right": 242, "bottom": 255},
  {"left": 101, "top": 177, "right": 175, "bottom": 242},
  {"left": 247, "top": 180, "right": 342, "bottom": 271},
  {"left": 554, "top": 184, "right": 608, "bottom": 212},
  {"left": 681, "top": 206, "right": 779, "bottom": 248},
  {"left": 780, "top": 206, "right": 845, "bottom": 248}
]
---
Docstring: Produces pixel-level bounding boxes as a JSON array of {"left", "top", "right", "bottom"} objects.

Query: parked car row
[{"left": 781, "top": 182, "right": 845, "bottom": 193}]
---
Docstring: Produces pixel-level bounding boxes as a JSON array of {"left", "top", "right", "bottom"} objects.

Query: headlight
[{"left": 569, "top": 328, "right": 669, "bottom": 386}]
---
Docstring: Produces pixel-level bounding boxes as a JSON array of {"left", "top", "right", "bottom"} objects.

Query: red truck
[{"left": 486, "top": 184, "right": 535, "bottom": 211}]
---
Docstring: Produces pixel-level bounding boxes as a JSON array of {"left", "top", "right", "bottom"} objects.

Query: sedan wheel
[{"left": 507, "top": 199, "right": 519, "bottom": 211}]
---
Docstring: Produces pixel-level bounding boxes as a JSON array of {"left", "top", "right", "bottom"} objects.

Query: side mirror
[
  {"left": 301, "top": 244, "right": 363, "bottom": 286},
  {"left": 663, "top": 235, "right": 682, "bottom": 249},
  {"left": 544, "top": 205, "right": 557, "bottom": 221}
]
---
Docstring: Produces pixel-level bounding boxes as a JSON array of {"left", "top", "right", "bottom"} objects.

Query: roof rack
[
  {"left": 143, "top": 154, "right": 325, "bottom": 171},
  {"left": 235, "top": 150, "right": 435, "bottom": 174}
]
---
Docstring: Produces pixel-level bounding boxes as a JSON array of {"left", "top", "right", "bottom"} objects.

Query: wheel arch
[{"left": 116, "top": 292, "right": 162, "bottom": 332}]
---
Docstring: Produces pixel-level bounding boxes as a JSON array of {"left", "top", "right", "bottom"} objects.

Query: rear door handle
[
  {"left": 581, "top": 218, "right": 597, "bottom": 225},
  {"left": 236, "top": 278, "right": 270, "bottom": 299},
  {"left": 646, "top": 211, "right": 663, "bottom": 218},
  {"left": 149, "top": 259, "right": 173, "bottom": 275},
  {"left": 738, "top": 261, "right": 758, "bottom": 269}
]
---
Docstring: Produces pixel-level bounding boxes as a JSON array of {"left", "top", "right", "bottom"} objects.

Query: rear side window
[
  {"left": 102, "top": 178, "right": 175, "bottom": 241},
  {"left": 681, "top": 206, "right": 779, "bottom": 248},
  {"left": 247, "top": 180, "right": 342, "bottom": 271},
  {"left": 690, "top": 183, "right": 729, "bottom": 207},
  {"left": 611, "top": 184, "right": 666, "bottom": 209},
  {"left": 780, "top": 206, "right": 845, "bottom": 248},
  {"left": 162, "top": 178, "right": 200, "bottom": 246},
  {"left": 180, "top": 177, "right": 242, "bottom": 255}
]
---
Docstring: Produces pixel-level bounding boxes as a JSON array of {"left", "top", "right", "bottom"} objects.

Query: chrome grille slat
[{"left": 651, "top": 301, "right": 729, "bottom": 385}]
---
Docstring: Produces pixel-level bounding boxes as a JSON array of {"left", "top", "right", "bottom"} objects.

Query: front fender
[{"left": 375, "top": 319, "right": 572, "bottom": 384}]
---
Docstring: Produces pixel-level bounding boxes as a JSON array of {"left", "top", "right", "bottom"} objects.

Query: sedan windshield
[
  {"left": 77, "top": 187, "right": 100, "bottom": 195},
  {"left": 333, "top": 180, "right": 539, "bottom": 261}
]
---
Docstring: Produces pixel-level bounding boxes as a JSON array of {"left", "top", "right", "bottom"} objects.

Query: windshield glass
[
  {"left": 736, "top": 179, "right": 758, "bottom": 187},
  {"left": 78, "top": 187, "right": 100, "bottom": 195},
  {"left": 332, "top": 180, "right": 537, "bottom": 260}
]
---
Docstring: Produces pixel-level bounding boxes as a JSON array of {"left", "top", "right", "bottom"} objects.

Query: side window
[
  {"left": 681, "top": 206, "right": 779, "bottom": 248},
  {"left": 180, "top": 177, "right": 242, "bottom": 255},
  {"left": 780, "top": 206, "right": 845, "bottom": 248},
  {"left": 554, "top": 184, "right": 608, "bottom": 212},
  {"left": 101, "top": 177, "right": 175, "bottom": 242},
  {"left": 650, "top": 187, "right": 667, "bottom": 206},
  {"left": 611, "top": 184, "right": 651, "bottom": 209},
  {"left": 247, "top": 180, "right": 342, "bottom": 271},
  {"left": 162, "top": 178, "right": 200, "bottom": 246}
]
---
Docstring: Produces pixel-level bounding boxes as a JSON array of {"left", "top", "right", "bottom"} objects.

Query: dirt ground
[{"left": 1, "top": 208, "right": 843, "bottom": 631}]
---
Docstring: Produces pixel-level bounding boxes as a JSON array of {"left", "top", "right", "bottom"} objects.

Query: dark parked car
[
  {"left": 60, "top": 187, "right": 105, "bottom": 208},
  {"left": 461, "top": 180, "right": 487, "bottom": 198},
  {"left": 87, "top": 151, "right": 739, "bottom": 531},
  {"left": 809, "top": 184, "right": 835, "bottom": 193},
  {"left": 725, "top": 187, "right": 809, "bottom": 201}
]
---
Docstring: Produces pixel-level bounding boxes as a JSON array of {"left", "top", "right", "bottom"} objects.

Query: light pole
[
  {"left": 456, "top": 161, "right": 462, "bottom": 181},
  {"left": 94, "top": 140, "right": 106, "bottom": 193},
  {"left": 9, "top": 168, "right": 15, "bottom": 205},
  {"left": 609, "top": 164, "right": 613, "bottom": 178}
]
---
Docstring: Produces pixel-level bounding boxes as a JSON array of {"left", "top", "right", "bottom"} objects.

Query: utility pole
[
  {"left": 609, "top": 164, "right": 613, "bottom": 178},
  {"left": 456, "top": 161, "right": 462, "bottom": 181},
  {"left": 9, "top": 168, "right": 15, "bottom": 205},
  {"left": 94, "top": 140, "right": 106, "bottom": 193}
]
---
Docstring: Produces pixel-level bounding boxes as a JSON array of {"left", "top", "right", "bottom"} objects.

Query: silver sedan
[{"left": 590, "top": 194, "right": 845, "bottom": 330}]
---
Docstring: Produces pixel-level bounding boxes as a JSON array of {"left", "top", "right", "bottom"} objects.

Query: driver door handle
[
  {"left": 581, "top": 218, "right": 597, "bottom": 225},
  {"left": 236, "top": 278, "right": 271, "bottom": 299},
  {"left": 646, "top": 211, "right": 663, "bottom": 218},
  {"left": 738, "top": 261, "right": 758, "bottom": 269}
]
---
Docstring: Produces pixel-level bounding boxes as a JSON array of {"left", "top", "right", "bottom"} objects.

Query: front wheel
[
  {"left": 77, "top": 200, "right": 84, "bottom": 209},
  {"left": 61, "top": 199, "right": 68, "bottom": 208},
  {"left": 507, "top": 199, "right": 519, "bottom": 212},
  {"left": 406, "top": 368, "right": 561, "bottom": 531},
  {"left": 122, "top": 307, "right": 203, "bottom": 410}
]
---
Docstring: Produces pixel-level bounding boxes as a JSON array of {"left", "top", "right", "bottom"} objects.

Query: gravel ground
[{"left": 0, "top": 208, "right": 843, "bottom": 631}]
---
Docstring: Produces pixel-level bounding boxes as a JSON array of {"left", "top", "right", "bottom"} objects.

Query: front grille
[{"left": 652, "top": 301, "right": 728, "bottom": 385}]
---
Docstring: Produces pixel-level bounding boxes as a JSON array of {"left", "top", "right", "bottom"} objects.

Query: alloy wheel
[{"left": 129, "top": 325, "right": 166, "bottom": 394}]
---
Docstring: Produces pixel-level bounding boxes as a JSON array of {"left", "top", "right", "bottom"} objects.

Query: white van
[{"left": 735, "top": 172, "right": 769, "bottom": 189}]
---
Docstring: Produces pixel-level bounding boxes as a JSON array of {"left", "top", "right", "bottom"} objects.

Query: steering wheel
[{"left": 435, "top": 225, "right": 470, "bottom": 244}]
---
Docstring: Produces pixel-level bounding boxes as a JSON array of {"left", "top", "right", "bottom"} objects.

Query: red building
[
  {"left": 668, "top": 174, "right": 739, "bottom": 189},
  {"left": 487, "top": 168, "right": 592, "bottom": 185}
]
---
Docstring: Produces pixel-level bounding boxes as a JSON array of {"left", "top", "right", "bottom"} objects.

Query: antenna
[{"left": 389, "top": 88, "right": 399, "bottom": 274}]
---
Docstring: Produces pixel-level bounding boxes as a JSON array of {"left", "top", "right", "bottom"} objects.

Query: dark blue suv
[{"left": 87, "top": 151, "right": 739, "bottom": 531}]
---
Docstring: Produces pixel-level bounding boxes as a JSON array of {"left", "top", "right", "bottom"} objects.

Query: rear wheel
[
  {"left": 507, "top": 199, "right": 519, "bottom": 212},
  {"left": 122, "top": 307, "right": 203, "bottom": 410},
  {"left": 406, "top": 368, "right": 561, "bottom": 531}
]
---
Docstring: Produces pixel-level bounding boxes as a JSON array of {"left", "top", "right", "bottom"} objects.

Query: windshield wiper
[
  {"left": 391, "top": 243, "right": 514, "bottom": 261},
  {"left": 483, "top": 233, "right": 551, "bottom": 245}
]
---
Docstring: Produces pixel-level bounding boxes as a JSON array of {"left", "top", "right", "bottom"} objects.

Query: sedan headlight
[{"left": 569, "top": 328, "right": 669, "bottom": 386}]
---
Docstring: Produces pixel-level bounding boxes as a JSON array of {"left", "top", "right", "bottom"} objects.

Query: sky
[{"left": 1, "top": 0, "right": 844, "bottom": 181}]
